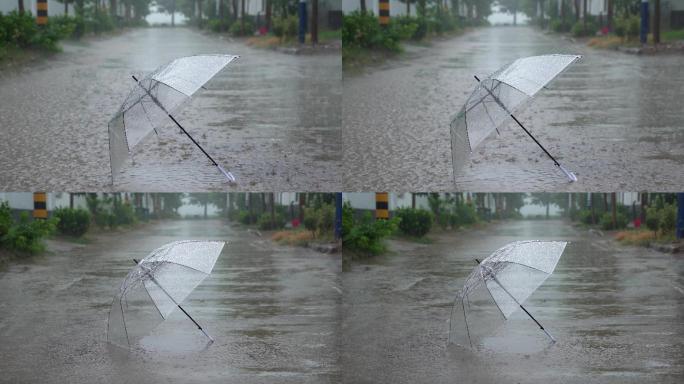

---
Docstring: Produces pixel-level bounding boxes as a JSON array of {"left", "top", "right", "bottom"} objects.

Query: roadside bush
[
  {"left": 0, "top": 201, "right": 12, "bottom": 238},
  {"left": 396, "top": 208, "right": 433, "bottom": 238},
  {"left": 2, "top": 212, "right": 56, "bottom": 253},
  {"left": 238, "top": 210, "right": 258, "bottom": 225},
  {"left": 577, "top": 209, "right": 594, "bottom": 225},
  {"left": 303, "top": 203, "right": 335, "bottom": 237},
  {"left": 571, "top": 20, "right": 598, "bottom": 37},
  {"left": 659, "top": 203, "right": 677, "bottom": 235},
  {"left": 394, "top": 15, "right": 424, "bottom": 40},
  {"left": 550, "top": 19, "right": 572, "bottom": 33},
  {"left": 342, "top": 11, "right": 402, "bottom": 52},
  {"left": 645, "top": 206, "right": 661, "bottom": 235},
  {"left": 111, "top": 200, "right": 136, "bottom": 227},
  {"left": 343, "top": 211, "right": 398, "bottom": 256},
  {"left": 454, "top": 203, "right": 478, "bottom": 226},
  {"left": 53, "top": 207, "right": 90, "bottom": 237},
  {"left": 599, "top": 212, "right": 628, "bottom": 230},
  {"left": 614, "top": 15, "right": 639, "bottom": 40},
  {"left": 257, "top": 212, "right": 286, "bottom": 230},
  {"left": 208, "top": 18, "right": 230, "bottom": 33},
  {"left": 229, "top": 18, "right": 255, "bottom": 37},
  {"left": 272, "top": 15, "right": 298, "bottom": 40}
]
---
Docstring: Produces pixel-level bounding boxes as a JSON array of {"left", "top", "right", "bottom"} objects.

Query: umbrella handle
[
  {"left": 217, "top": 164, "right": 236, "bottom": 183},
  {"left": 558, "top": 164, "right": 577, "bottom": 183}
]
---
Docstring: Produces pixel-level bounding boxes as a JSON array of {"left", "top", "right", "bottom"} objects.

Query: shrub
[
  {"left": 550, "top": 19, "right": 572, "bottom": 33},
  {"left": 229, "top": 18, "right": 255, "bottom": 37},
  {"left": 599, "top": 212, "right": 628, "bottom": 230},
  {"left": 342, "top": 11, "right": 403, "bottom": 52},
  {"left": 238, "top": 210, "right": 258, "bottom": 225},
  {"left": 659, "top": 204, "right": 677, "bottom": 235},
  {"left": 257, "top": 212, "right": 285, "bottom": 230},
  {"left": 0, "top": 201, "right": 12, "bottom": 239},
  {"left": 111, "top": 200, "right": 136, "bottom": 227},
  {"left": 454, "top": 203, "right": 478, "bottom": 226},
  {"left": 645, "top": 206, "right": 661, "bottom": 235},
  {"left": 395, "top": 208, "right": 433, "bottom": 238},
  {"left": 614, "top": 15, "right": 639, "bottom": 40},
  {"left": 302, "top": 203, "right": 335, "bottom": 237},
  {"left": 208, "top": 18, "right": 230, "bottom": 32},
  {"left": 343, "top": 212, "right": 398, "bottom": 256},
  {"left": 577, "top": 209, "right": 594, "bottom": 225},
  {"left": 571, "top": 20, "right": 598, "bottom": 37},
  {"left": 54, "top": 207, "right": 90, "bottom": 237},
  {"left": 2, "top": 212, "right": 56, "bottom": 253},
  {"left": 272, "top": 15, "right": 298, "bottom": 39}
]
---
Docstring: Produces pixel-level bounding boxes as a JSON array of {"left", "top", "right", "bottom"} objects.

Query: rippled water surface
[
  {"left": 0, "top": 28, "right": 341, "bottom": 191},
  {"left": 343, "top": 26, "right": 684, "bottom": 191}
]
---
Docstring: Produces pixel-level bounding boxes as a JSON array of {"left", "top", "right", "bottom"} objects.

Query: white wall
[{"left": 342, "top": 0, "right": 416, "bottom": 16}]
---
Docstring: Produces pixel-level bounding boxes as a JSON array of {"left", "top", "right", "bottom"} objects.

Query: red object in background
[
  {"left": 292, "top": 218, "right": 300, "bottom": 228},
  {"left": 634, "top": 217, "right": 641, "bottom": 228},
  {"left": 259, "top": 26, "right": 268, "bottom": 36},
  {"left": 601, "top": 26, "right": 609, "bottom": 35}
]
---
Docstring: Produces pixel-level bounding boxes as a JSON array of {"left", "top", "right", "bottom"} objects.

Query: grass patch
[
  {"left": 662, "top": 29, "right": 684, "bottom": 42},
  {"left": 246, "top": 30, "right": 340, "bottom": 49},
  {"left": 615, "top": 230, "right": 655, "bottom": 246},
  {"left": 342, "top": 45, "right": 398, "bottom": 71},
  {"left": 272, "top": 230, "right": 314, "bottom": 246},
  {"left": 587, "top": 35, "right": 624, "bottom": 49}
]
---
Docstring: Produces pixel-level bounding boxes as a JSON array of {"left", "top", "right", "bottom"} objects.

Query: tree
[
  {"left": 156, "top": 0, "right": 178, "bottom": 26},
  {"left": 360, "top": 0, "right": 366, "bottom": 13},
  {"left": 18, "top": 0, "right": 25, "bottom": 15},
  {"left": 498, "top": 0, "right": 519, "bottom": 25},
  {"left": 189, "top": 193, "right": 213, "bottom": 219},
  {"left": 311, "top": 0, "right": 318, "bottom": 44}
]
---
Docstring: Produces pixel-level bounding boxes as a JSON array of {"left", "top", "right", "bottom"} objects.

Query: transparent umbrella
[
  {"left": 448, "top": 240, "right": 567, "bottom": 348},
  {"left": 108, "top": 54, "right": 239, "bottom": 183},
  {"left": 107, "top": 240, "right": 225, "bottom": 348},
  {"left": 450, "top": 54, "right": 581, "bottom": 182}
]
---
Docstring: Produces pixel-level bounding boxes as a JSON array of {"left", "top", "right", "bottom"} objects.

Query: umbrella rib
[
  {"left": 480, "top": 267, "right": 508, "bottom": 319},
  {"left": 496, "top": 260, "right": 550, "bottom": 275},
  {"left": 141, "top": 279, "right": 168, "bottom": 320},
  {"left": 119, "top": 296, "right": 131, "bottom": 347}
]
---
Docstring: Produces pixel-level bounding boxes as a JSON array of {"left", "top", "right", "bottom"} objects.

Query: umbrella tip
[{"left": 473, "top": 75, "right": 480, "bottom": 82}]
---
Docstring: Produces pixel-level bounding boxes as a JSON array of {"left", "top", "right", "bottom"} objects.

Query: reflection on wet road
[
  {"left": 0, "top": 28, "right": 341, "bottom": 191},
  {"left": 341, "top": 220, "right": 684, "bottom": 383},
  {"left": 0, "top": 220, "right": 340, "bottom": 383},
  {"left": 343, "top": 26, "right": 684, "bottom": 191}
]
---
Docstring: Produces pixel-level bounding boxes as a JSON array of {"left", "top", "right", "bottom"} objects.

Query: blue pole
[
  {"left": 298, "top": 0, "right": 307, "bottom": 44},
  {"left": 676, "top": 193, "right": 684, "bottom": 239},
  {"left": 640, "top": 0, "right": 649, "bottom": 44},
  {"left": 335, "top": 193, "right": 343, "bottom": 240}
]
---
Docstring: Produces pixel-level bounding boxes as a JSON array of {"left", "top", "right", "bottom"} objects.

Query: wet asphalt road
[
  {"left": 0, "top": 220, "right": 340, "bottom": 383},
  {"left": 0, "top": 28, "right": 341, "bottom": 191},
  {"left": 343, "top": 26, "right": 684, "bottom": 191},
  {"left": 341, "top": 219, "right": 684, "bottom": 383}
]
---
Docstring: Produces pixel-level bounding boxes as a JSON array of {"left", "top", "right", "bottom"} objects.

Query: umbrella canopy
[
  {"left": 107, "top": 240, "right": 225, "bottom": 348},
  {"left": 108, "top": 54, "right": 239, "bottom": 180},
  {"left": 448, "top": 240, "right": 567, "bottom": 348},
  {"left": 450, "top": 54, "right": 581, "bottom": 182}
]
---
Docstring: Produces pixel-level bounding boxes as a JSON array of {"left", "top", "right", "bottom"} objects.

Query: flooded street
[
  {"left": 0, "top": 220, "right": 340, "bottom": 383},
  {"left": 343, "top": 26, "right": 684, "bottom": 191},
  {"left": 341, "top": 220, "right": 684, "bottom": 383},
  {"left": 0, "top": 28, "right": 341, "bottom": 191}
]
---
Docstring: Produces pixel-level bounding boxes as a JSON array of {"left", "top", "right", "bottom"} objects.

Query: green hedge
[
  {"left": 54, "top": 207, "right": 90, "bottom": 237},
  {"left": 1, "top": 201, "right": 56, "bottom": 253},
  {"left": 599, "top": 212, "right": 628, "bottom": 230},
  {"left": 272, "top": 15, "right": 298, "bottom": 39},
  {"left": 342, "top": 203, "right": 398, "bottom": 256},
  {"left": 395, "top": 208, "right": 433, "bottom": 238},
  {"left": 257, "top": 212, "right": 286, "bottom": 230}
]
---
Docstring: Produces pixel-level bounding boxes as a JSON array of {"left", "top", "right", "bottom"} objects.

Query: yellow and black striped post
[
  {"left": 378, "top": 0, "right": 390, "bottom": 27},
  {"left": 375, "top": 192, "right": 389, "bottom": 220},
  {"left": 36, "top": 0, "right": 48, "bottom": 26},
  {"left": 33, "top": 192, "right": 48, "bottom": 219}
]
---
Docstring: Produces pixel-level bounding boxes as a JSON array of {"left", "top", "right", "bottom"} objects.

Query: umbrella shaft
[
  {"left": 509, "top": 114, "right": 560, "bottom": 166},
  {"left": 491, "top": 275, "right": 556, "bottom": 342},
  {"left": 473, "top": 75, "right": 561, "bottom": 167},
  {"left": 167, "top": 114, "right": 218, "bottom": 166}
]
